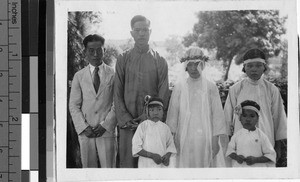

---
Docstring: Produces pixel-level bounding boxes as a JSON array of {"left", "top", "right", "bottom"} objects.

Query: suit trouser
[
  {"left": 78, "top": 135, "right": 117, "bottom": 168},
  {"left": 119, "top": 129, "right": 138, "bottom": 168}
]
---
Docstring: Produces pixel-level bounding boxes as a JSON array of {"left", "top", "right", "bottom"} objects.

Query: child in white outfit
[
  {"left": 132, "top": 96, "right": 177, "bottom": 168},
  {"left": 226, "top": 100, "right": 276, "bottom": 167}
]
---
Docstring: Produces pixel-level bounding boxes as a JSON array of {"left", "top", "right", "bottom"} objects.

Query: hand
[
  {"left": 130, "top": 113, "right": 146, "bottom": 130},
  {"left": 245, "top": 156, "right": 257, "bottom": 165},
  {"left": 151, "top": 153, "right": 162, "bottom": 165},
  {"left": 82, "top": 126, "right": 95, "bottom": 138},
  {"left": 120, "top": 120, "right": 138, "bottom": 130},
  {"left": 92, "top": 124, "right": 106, "bottom": 137},
  {"left": 162, "top": 153, "right": 171, "bottom": 166},
  {"left": 135, "top": 113, "right": 147, "bottom": 123},
  {"left": 122, "top": 120, "right": 139, "bottom": 130},
  {"left": 129, "top": 119, "right": 139, "bottom": 130},
  {"left": 236, "top": 155, "right": 245, "bottom": 164}
]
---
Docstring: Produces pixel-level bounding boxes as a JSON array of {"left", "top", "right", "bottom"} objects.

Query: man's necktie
[{"left": 93, "top": 67, "right": 100, "bottom": 93}]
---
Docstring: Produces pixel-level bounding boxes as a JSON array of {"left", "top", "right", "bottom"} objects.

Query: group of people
[{"left": 69, "top": 15, "right": 287, "bottom": 168}]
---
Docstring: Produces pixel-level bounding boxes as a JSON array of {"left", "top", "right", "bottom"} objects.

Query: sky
[
  {"left": 90, "top": 1, "right": 203, "bottom": 41},
  {"left": 86, "top": 1, "right": 289, "bottom": 42}
]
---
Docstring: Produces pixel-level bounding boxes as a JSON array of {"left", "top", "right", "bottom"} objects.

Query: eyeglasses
[
  {"left": 87, "top": 48, "right": 103, "bottom": 55},
  {"left": 132, "top": 28, "right": 150, "bottom": 33}
]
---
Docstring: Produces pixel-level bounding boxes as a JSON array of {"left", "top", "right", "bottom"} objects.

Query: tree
[
  {"left": 280, "top": 39, "right": 288, "bottom": 81},
  {"left": 119, "top": 38, "right": 135, "bottom": 51},
  {"left": 68, "top": 12, "right": 103, "bottom": 81},
  {"left": 103, "top": 44, "right": 122, "bottom": 67},
  {"left": 183, "top": 10, "right": 287, "bottom": 80},
  {"left": 164, "top": 35, "right": 185, "bottom": 67}
]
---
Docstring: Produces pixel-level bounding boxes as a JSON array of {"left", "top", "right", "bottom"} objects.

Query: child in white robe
[
  {"left": 132, "top": 96, "right": 177, "bottom": 168},
  {"left": 226, "top": 100, "right": 276, "bottom": 167}
]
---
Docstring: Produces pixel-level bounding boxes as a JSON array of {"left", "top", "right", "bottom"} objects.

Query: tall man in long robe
[{"left": 114, "top": 15, "right": 170, "bottom": 168}]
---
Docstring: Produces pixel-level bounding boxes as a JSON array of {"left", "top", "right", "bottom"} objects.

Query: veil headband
[{"left": 180, "top": 47, "right": 209, "bottom": 63}]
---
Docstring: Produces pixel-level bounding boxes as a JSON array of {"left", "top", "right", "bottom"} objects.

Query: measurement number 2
[{"left": 11, "top": 116, "right": 18, "bottom": 121}]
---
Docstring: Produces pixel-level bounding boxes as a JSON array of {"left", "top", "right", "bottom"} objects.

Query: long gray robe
[{"left": 114, "top": 45, "right": 170, "bottom": 167}]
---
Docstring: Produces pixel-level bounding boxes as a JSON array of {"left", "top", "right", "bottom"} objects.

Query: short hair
[
  {"left": 242, "top": 48, "right": 267, "bottom": 72},
  {"left": 243, "top": 48, "right": 266, "bottom": 61},
  {"left": 146, "top": 96, "right": 164, "bottom": 108},
  {"left": 241, "top": 100, "right": 260, "bottom": 116},
  {"left": 130, "top": 15, "right": 150, "bottom": 29},
  {"left": 83, "top": 34, "right": 105, "bottom": 48}
]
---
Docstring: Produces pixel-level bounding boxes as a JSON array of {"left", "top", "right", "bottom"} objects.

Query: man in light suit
[{"left": 69, "top": 34, "right": 117, "bottom": 168}]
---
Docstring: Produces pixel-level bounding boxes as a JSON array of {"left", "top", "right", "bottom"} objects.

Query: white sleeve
[
  {"left": 261, "top": 131, "right": 276, "bottom": 163},
  {"left": 132, "top": 124, "right": 144, "bottom": 157},
  {"left": 225, "top": 134, "right": 237, "bottom": 157}
]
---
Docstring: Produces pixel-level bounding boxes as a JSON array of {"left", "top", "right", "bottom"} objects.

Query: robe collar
[
  {"left": 246, "top": 76, "right": 263, "bottom": 85},
  {"left": 133, "top": 44, "right": 150, "bottom": 54},
  {"left": 148, "top": 119, "right": 161, "bottom": 125},
  {"left": 241, "top": 127, "right": 257, "bottom": 133}
]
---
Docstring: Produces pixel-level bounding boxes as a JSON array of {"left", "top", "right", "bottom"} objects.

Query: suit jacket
[{"left": 69, "top": 63, "right": 117, "bottom": 137}]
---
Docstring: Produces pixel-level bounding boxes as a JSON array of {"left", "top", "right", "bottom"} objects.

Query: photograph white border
[{"left": 55, "top": 0, "right": 299, "bottom": 181}]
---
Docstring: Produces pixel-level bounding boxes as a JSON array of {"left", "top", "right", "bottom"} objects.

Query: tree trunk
[{"left": 224, "top": 58, "right": 232, "bottom": 81}]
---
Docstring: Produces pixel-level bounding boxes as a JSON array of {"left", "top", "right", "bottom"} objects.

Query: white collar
[
  {"left": 89, "top": 64, "right": 103, "bottom": 74},
  {"left": 246, "top": 76, "right": 263, "bottom": 85}
]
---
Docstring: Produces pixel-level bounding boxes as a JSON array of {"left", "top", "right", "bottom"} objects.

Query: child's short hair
[
  {"left": 147, "top": 96, "right": 164, "bottom": 108},
  {"left": 240, "top": 100, "right": 260, "bottom": 115}
]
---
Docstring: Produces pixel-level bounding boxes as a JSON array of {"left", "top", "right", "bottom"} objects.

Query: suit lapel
[
  {"left": 83, "top": 66, "right": 97, "bottom": 96},
  {"left": 97, "top": 64, "right": 110, "bottom": 96}
]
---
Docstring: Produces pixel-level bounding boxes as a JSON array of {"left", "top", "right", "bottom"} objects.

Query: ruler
[{"left": 0, "top": 0, "right": 22, "bottom": 181}]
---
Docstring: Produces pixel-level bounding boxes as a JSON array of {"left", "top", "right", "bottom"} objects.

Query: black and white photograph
[{"left": 55, "top": 0, "right": 299, "bottom": 181}]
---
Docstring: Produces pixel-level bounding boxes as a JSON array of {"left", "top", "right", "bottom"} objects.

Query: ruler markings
[
  {"left": 7, "top": 0, "right": 10, "bottom": 181},
  {"left": 8, "top": 27, "right": 19, "bottom": 29},
  {"left": 0, "top": 0, "right": 21, "bottom": 181}
]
